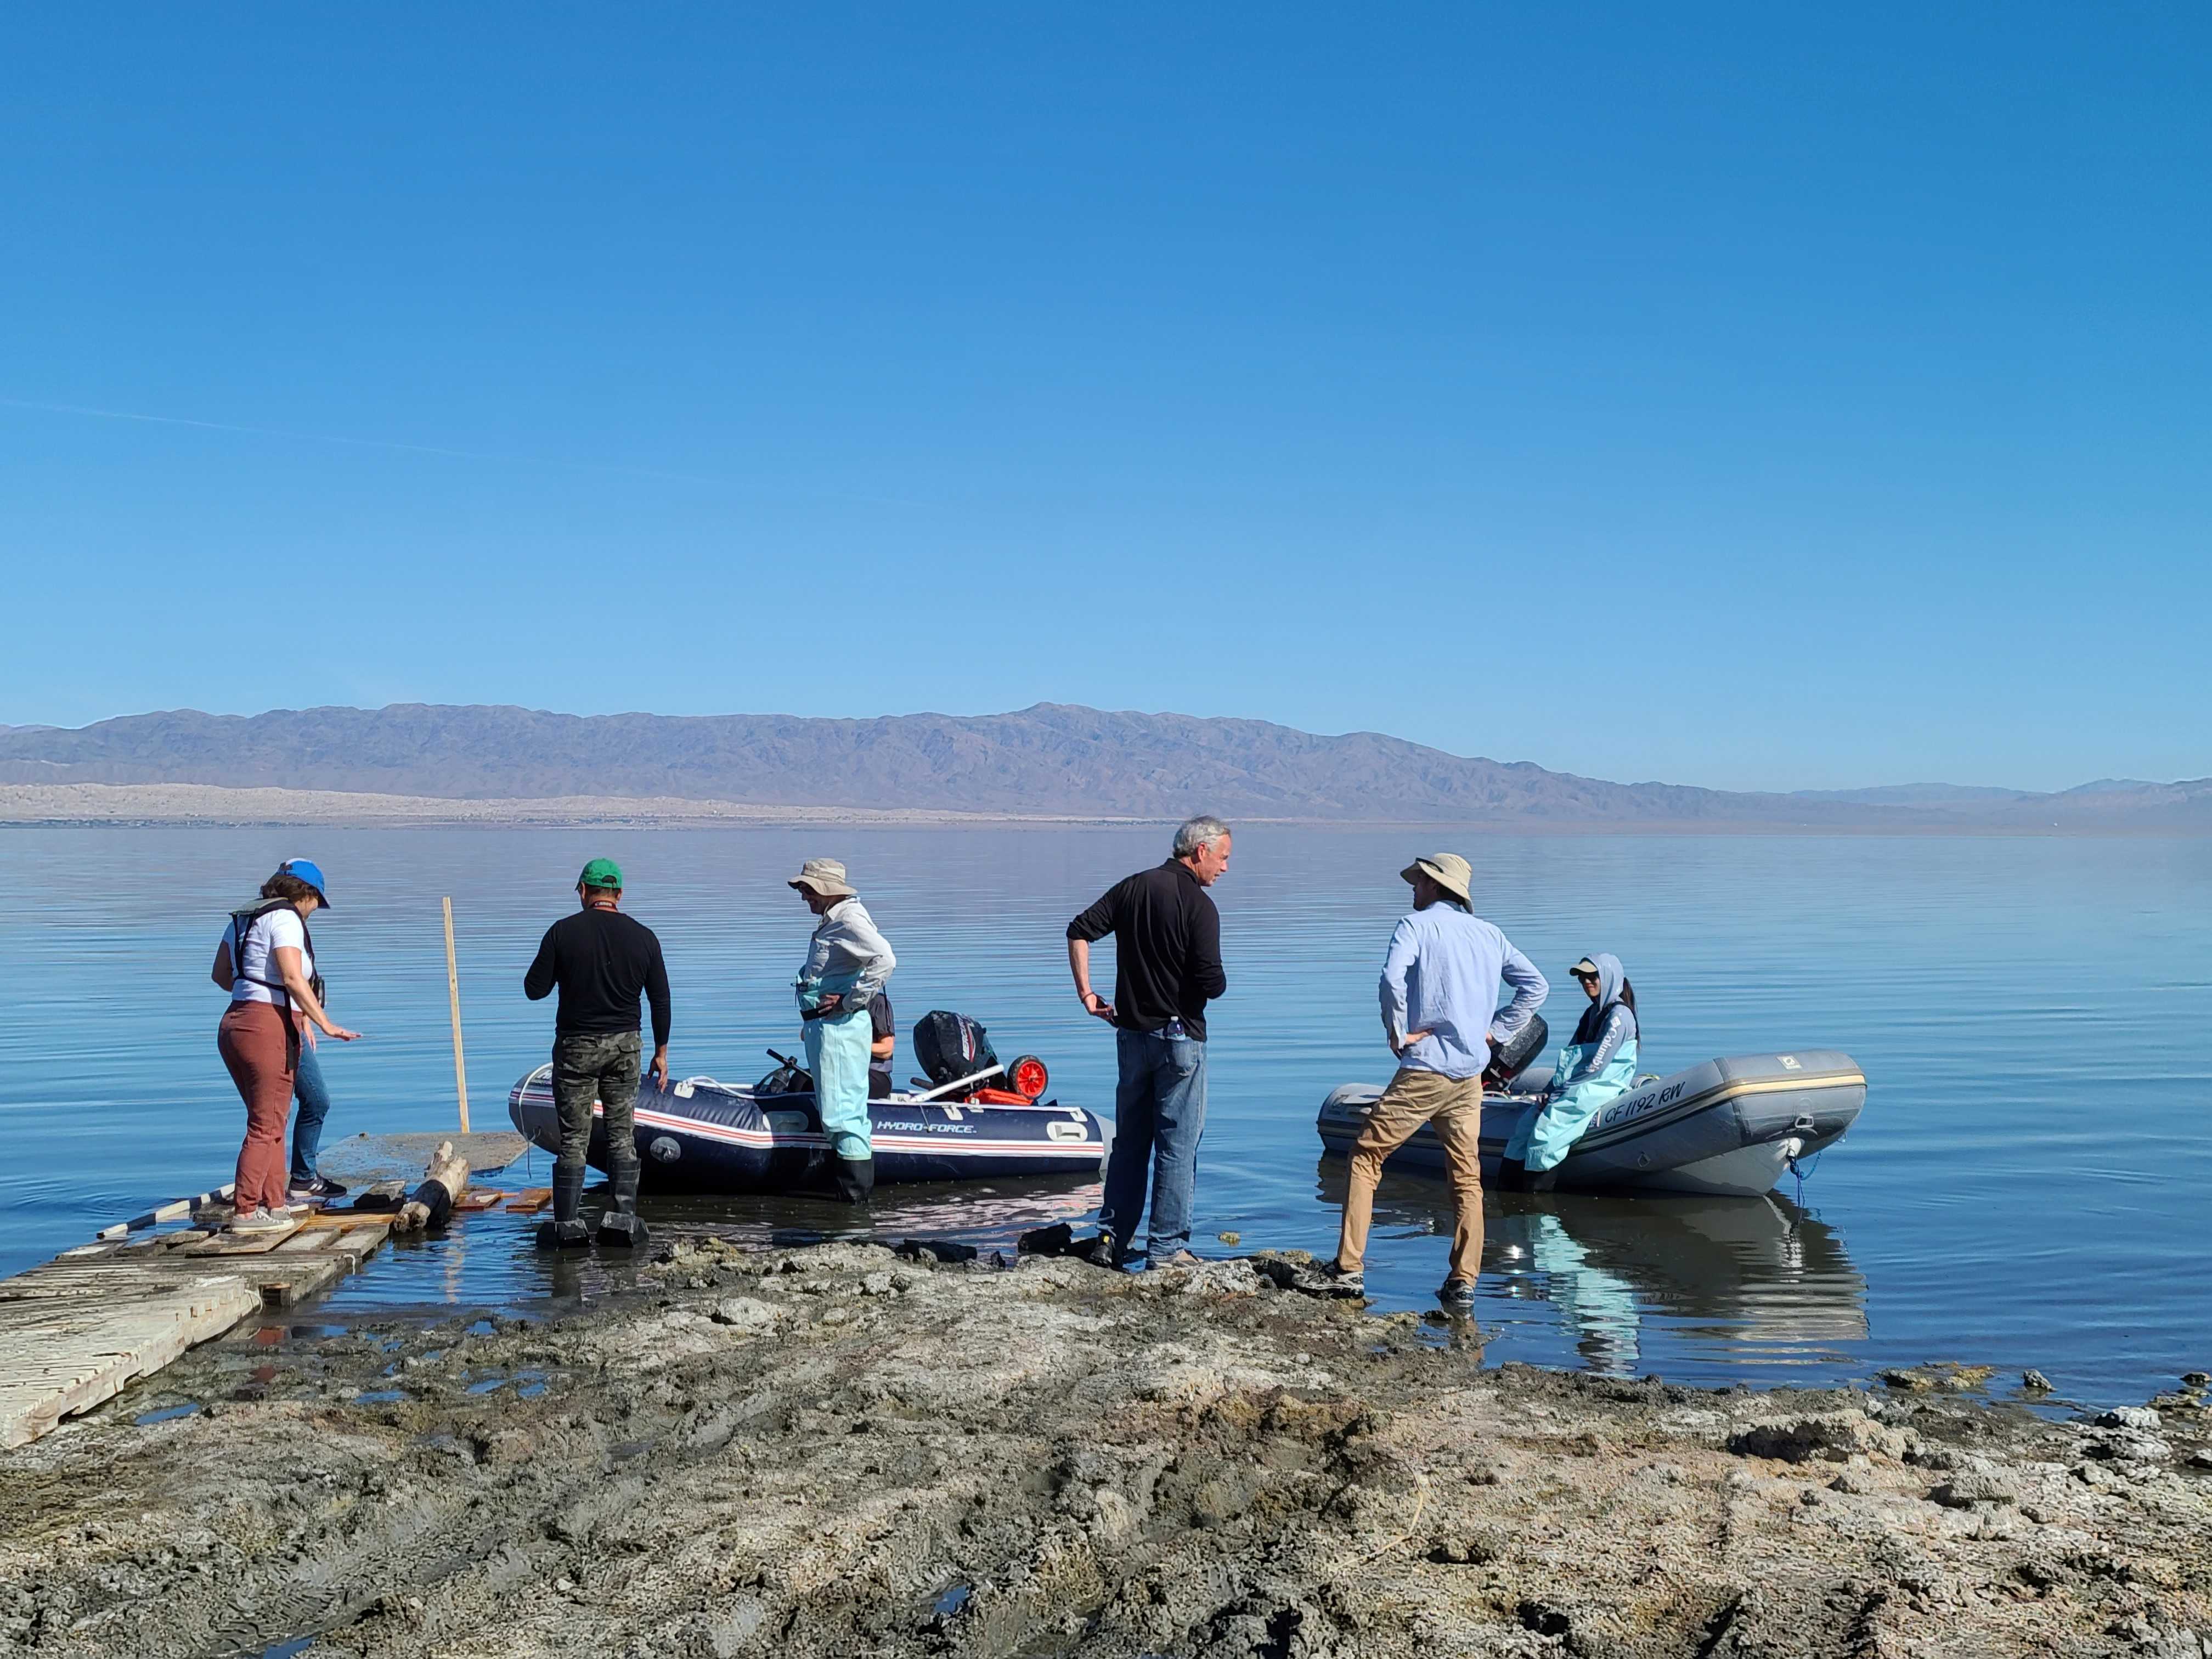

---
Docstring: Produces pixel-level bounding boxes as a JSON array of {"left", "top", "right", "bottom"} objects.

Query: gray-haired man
[{"left": 1066, "top": 815, "right": 1232, "bottom": 1266}]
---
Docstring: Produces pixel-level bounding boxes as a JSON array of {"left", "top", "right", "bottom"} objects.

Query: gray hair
[{"left": 1172, "top": 815, "right": 1232, "bottom": 859}]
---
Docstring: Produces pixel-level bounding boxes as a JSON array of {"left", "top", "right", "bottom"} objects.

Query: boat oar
[{"left": 901, "top": 1062, "right": 1009, "bottom": 1103}]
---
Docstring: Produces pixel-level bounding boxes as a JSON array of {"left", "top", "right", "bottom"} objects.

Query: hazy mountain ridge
[{"left": 0, "top": 703, "right": 2204, "bottom": 826}]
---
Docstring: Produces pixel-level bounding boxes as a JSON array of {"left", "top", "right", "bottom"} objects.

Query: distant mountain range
[{"left": 0, "top": 703, "right": 2205, "bottom": 827}]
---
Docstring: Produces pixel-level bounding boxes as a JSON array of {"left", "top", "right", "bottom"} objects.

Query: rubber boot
[
  {"left": 1527, "top": 1165, "right": 1560, "bottom": 1194},
  {"left": 536, "top": 1166, "right": 591, "bottom": 1249},
  {"left": 830, "top": 1155, "right": 876, "bottom": 1205},
  {"left": 1494, "top": 1157, "right": 1528, "bottom": 1193},
  {"left": 595, "top": 1158, "right": 649, "bottom": 1248}
]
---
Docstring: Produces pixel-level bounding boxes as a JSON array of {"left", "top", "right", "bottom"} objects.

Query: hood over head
[
  {"left": 1582, "top": 952, "right": 1625, "bottom": 1011},
  {"left": 1570, "top": 951, "right": 1635, "bottom": 1047}
]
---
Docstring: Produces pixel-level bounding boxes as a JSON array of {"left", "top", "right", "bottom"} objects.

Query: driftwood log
[{"left": 393, "top": 1141, "right": 470, "bottom": 1232}]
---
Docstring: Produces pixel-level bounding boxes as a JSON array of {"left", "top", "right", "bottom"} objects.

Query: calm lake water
[{"left": 2, "top": 824, "right": 2207, "bottom": 1406}]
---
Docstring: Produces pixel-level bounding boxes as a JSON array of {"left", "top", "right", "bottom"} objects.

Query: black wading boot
[
  {"left": 1494, "top": 1157, "right": 1528, "bottom": 1193},
  {"left": 1526, "top": 1166, "right": 1560, "bottom": 1194},
  {"left": 830, "top": 1155, "right": 876, "bottom": 1205},
  {"left": 535, "top": 1166, "right": 591, "bottom": 1249},
  {"left": 595, "top": 1157, "right": 649, "bottom": 1248}
]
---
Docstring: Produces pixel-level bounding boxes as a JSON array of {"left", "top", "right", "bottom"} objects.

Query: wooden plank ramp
[
  {"left": 2, "top": 1133, "right": 517, "bottom": 1451},
  {"left": 0, "top": 1276, "right": 260, "bottom": 1449},
  {"left": 0, "top": 1200, "right": 424, "bottom": 1449}
]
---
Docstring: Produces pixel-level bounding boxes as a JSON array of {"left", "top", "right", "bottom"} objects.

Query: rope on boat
[{"left": 1787, "top": 1149, "right": 1824, "bottom": 1205}]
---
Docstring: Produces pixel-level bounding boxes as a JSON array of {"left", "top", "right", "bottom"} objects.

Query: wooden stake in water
[{"left": 443, "top": 895, "right": 471, "bottom": 1133}]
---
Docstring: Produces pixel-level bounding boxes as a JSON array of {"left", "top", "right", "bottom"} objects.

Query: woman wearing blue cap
[{"left": 210, "top": 860, "right": 359, "bottom": 1232}]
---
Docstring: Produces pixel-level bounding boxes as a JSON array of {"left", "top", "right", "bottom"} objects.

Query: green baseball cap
[{"left": 577, "top": 857, "right": 624, "bottom": 890}]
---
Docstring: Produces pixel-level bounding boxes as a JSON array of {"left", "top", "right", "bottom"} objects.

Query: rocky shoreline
[{"left": 1, "top": 1240, "right": 2206, "bottom": 1658}]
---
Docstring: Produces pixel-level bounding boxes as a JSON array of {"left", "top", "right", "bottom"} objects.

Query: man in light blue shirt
[{"left": 1329, "top": 853, "right": 1548, "bottom": 1309}]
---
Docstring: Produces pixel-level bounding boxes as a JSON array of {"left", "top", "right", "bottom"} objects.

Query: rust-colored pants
[
  {"left": 1334, "top": 1067, "right": 1486, "bottom": 1286},
  {"left": 218, "top": 1001, "right": 297, "bottom": 1216}
]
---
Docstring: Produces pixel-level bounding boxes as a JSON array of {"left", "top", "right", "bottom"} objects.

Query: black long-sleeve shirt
[
  {"left": 1067, "top": 859, "right": 1227, "bottom": 1040},
  {"left": 523, "top": 908, "right": 672, "bottom": 1046}
]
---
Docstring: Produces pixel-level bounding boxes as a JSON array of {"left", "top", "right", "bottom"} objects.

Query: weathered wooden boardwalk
[
  {"left": 0, "top": 1206, "right": 404, "bottom": 1449},
  {"left": 0, "top": 1150, "right": 529, "bottom": 1449}
]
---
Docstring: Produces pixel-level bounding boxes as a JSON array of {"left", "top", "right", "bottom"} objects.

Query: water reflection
[
  {"left": 1312, "top": 1160, "right": 1866, "bottom": 1375},
  {"left": 315, "top": 1173, "right": 1105, "bottom": 1315},
  {"left": 318, "top": 1156, "right": 1866, "bottom": 1389}
]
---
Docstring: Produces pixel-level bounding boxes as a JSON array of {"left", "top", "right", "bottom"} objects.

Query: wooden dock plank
[
  {"left": 0, "top": 1276, "right": 259, "bottom": 1449},
  {"left": 184, "top": 1226, "right": 307, "bottom": 1257},
  {"left": 324, "top": 1224, "right": 393, "bottom": 1267},
  {"left": 254, "top": 1257, "right": 347, "bottom": 1309},
  {"left": 4, "top": 1147, "right": 476, "bottom": 1449},
  {"left": 292, "top": 1208, "right": 390, "bottom": 1231}
]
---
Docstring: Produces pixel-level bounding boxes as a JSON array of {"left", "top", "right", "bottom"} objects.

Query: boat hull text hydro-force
[{"left": 509, "top": 1067, "right": 1108, "bottom": 1194}]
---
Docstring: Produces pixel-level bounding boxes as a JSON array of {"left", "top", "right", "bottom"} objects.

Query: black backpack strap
[{"left": 229, "top": 898, "right": 298, "bottom": 1005}]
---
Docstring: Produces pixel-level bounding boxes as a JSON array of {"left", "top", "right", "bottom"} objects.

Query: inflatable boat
[
  {"left": 507, "top": 1066, "right": 1108, "bottom": 1194},
  {"left": 1318, "top": 1049, "right": 1864, "bottom": 1198}
]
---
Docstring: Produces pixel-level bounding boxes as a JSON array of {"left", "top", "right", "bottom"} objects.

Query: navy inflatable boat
[{"left": 507, "top": 1065, "right": 1108, "bottom": 1193}]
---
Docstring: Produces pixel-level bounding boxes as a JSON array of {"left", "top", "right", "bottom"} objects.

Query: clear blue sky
[{"left": 2, "top": 5, "right": 2204, "bottom": 791}]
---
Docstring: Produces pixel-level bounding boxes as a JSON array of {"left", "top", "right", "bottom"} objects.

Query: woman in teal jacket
[{"left": 1499, "top": 953, "right": 1639, "bottom": 1190}]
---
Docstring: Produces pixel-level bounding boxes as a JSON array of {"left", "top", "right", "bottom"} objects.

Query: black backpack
[{"left": 913, "top": 1011, "right": 998, "bottom": 1090}]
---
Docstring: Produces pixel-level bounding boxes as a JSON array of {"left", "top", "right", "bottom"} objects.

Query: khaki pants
[{"left": 1334, "top": 1068, "right": 1486, "bottom": 1286}]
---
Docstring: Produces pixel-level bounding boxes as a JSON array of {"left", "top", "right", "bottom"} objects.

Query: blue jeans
[
  {"left": 1099, "top": 1028, "right": 1208, "bottom": 1256},
  {"left": 289, "top": 1037, "right": 332, "bottom": 1183}
]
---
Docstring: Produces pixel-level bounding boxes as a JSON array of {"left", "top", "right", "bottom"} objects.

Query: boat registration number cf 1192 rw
[{"left": 1597, "top": 1077, "right": 1690, "bottom": 1132}]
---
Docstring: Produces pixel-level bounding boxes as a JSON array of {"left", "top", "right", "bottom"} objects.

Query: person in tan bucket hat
[
  {"left": 790, "top": 858, "right": 857, "bottom": 900},
  {"left": 789, "top": 858, "right": 896, "bottom": 1201},
  {"left": 1324, "top": 853, "right": 1548, "bottom": 1311}
]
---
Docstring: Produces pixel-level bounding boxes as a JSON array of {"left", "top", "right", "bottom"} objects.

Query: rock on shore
[{"left": 0, "top": 1239, "right": 2207, "bottom": 1657}]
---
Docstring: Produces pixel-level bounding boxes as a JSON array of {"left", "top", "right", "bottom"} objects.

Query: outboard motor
[
  {"left": 912, "top": 1011, "right": 1050, "bottom": 1103},
  {"left": 915, "top": 1011, "right": 1001, "bottom": 1091},
  {"left": 1482, "top": 1014, "right": 1549, "bottom": 1090}
]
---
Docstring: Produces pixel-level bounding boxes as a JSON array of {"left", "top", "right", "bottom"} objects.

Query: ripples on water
[{"left": 1, "top": 825, "right": 2207, "bottom": 1404}]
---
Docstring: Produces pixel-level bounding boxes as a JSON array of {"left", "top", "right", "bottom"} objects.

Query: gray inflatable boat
[{"left": 1317, "top": 1051, "right": 1865, "bottom": 1197}]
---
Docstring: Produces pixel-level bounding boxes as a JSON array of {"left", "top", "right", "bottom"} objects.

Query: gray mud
[{"left": 2, "top": 1241, "right": 2207, "bottom": 1658}]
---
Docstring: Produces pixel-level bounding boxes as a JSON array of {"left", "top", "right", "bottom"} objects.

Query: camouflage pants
[{"left": 551, "top": 1030, "right": 643, "bottom": 1177}]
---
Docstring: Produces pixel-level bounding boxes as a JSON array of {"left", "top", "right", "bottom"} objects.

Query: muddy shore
[{"left": 1, "top": 1240, "right": 2206, "bottom": 1658}]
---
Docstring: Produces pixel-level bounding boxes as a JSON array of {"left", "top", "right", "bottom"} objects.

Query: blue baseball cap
[{"left": 280, "top": 858, "right": 331, "bottom": 908}]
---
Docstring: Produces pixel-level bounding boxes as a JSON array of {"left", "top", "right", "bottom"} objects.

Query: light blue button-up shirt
[{"left": 1379, "top": 904, "right": 1549, "bottom": 1080}]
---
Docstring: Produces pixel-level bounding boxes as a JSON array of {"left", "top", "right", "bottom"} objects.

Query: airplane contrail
[{"left": 0, "top": 394, "right": 731, "bottom": 486}]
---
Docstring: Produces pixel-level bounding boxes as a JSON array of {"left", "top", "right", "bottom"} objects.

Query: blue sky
[{"left": 1, "top": 5, "right": 2204, "bottom": 791}]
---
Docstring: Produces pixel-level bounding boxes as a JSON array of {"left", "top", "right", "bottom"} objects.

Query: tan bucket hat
[
  {"left": 1400, "top": 852, "right": 1475, "bottom": 907},
  {"left": 788, "top": 857, "right": 856, "bottom": 899}
]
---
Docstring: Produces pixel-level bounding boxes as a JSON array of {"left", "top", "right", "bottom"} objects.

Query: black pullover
[
  {"left": 524, "top": 907, "right": 673, "bottom": 1046},
  {"left": 1066, "top": 859, "right": 1227, "bottom": 1040}
]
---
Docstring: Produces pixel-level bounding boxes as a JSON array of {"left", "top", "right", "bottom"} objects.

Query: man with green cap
[{"left": 523, "top": 857, "right": 672, "bottom": 1248}]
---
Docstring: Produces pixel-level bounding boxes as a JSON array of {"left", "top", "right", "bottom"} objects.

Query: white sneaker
[{"left": 229, "top": 1209, "right": 295, "bottom": 1234}]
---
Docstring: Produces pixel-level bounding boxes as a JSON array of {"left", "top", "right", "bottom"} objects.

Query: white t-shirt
[{"left": 225, "top": 907, "right": 313, "bottom": 1007}]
